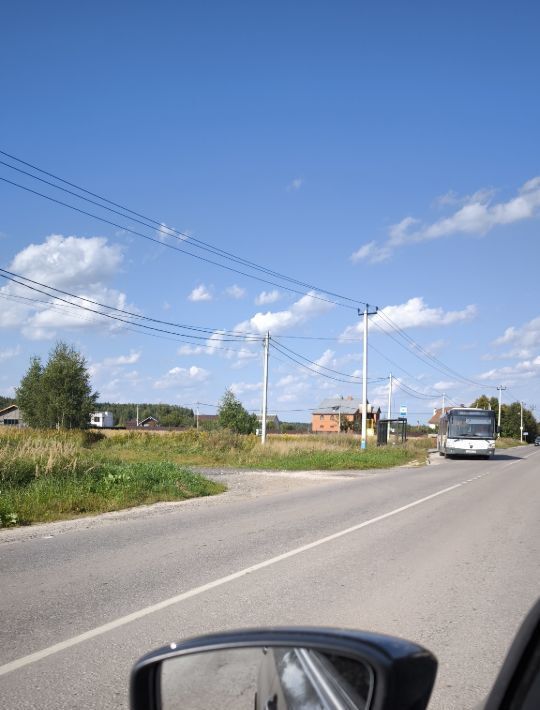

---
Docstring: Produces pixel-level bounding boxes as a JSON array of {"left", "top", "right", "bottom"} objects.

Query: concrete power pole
[
  {"left": 359, "top": 304, "right": 378, "bottom": 450},
  {"left": 497, "top": 385, "right": 506, "bottom": 437},
  {"left": 441, "top": 393, "right": 445, "bottom": 422},
  {"left": 261, "top": 332, "right": 270, "bottom": 445},
  {"left": 520, "top": 401, "right": 523, "bottom": 442},
  {"left": 196, "top": 402, "right": 199, "bottom": 432},
  {"left": 387, "top": 373, "right": 393, "bottom": 443}
]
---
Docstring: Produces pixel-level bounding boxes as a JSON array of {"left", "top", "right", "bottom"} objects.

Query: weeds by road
[
  {"left": 0, "top": 428, "right": 224, "bottom": 527},
  {"left": 496, "top": 437, "right": 528, "bottom": 448},
  {"left": 98, "top": 430, "right": 432, "bottom": 470}
]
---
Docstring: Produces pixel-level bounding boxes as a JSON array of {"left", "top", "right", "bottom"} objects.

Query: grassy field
[
  {"left": 0, "top": 428, "right": 224, "bottom": 527},
  {"left": 97, "top": 429, "right": 433, "bottom": 470},
  {"left": 8, "top": 427, "right": 521, "bottom": 528},
  {"left": 496, "top": 437, "right": 528, "bottom": 448}
]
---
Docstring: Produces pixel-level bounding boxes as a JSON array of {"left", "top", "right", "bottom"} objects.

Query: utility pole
[
  {"left": 441, "top": 393, "right": 445, "bottom": 420},
  {"left": 196, "top": 402, "right": 199, "bottom": 432},
  {"left": 520, "top": 401, "right": 523, "bottom": 443},
  {"left": 387, "top": 373, "right": 393, "bottom": 443},
  {"left": 497, "top": 385, "right": 506, "bottom": 437},
  {"left": 359, "top": 304, "right": 378, "bottom": 450},
  {"left": 136, "top": 404, "right": 139, "bottom": 428},
  {"left": 261, "top": 332, "right": 270, "bottom": 445}
]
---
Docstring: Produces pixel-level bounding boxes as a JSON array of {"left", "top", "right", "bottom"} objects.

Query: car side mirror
[{"left": 130, "top": 627, "right": 437, "bottom": 710}]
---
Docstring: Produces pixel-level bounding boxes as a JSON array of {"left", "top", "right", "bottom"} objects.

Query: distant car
[{"left": 535, "top": 436, "right": 540, "bottom": 446}]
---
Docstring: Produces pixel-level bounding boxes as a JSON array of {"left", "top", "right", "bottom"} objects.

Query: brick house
[
  {"left": 427, "top": 407, "right": 454, "bottom": 430},
  {"left": 311, "top": 396, "right": 380, "bottom": 434}
]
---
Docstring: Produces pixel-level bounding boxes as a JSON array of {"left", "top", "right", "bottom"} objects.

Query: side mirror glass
[
  {"left": 131, "top": 628, "right": 437, "bottom": 710},
  {"left": 160, "top": 646, "right": 373, "bottom": 709}
]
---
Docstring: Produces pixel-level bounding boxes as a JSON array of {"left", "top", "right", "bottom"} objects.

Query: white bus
[{"left": 437, "top": 407, "right": 497, "bottom": 459}]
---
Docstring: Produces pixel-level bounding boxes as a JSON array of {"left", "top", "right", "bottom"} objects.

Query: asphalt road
[{"left": 1, "top": 446, "right": 539, "bottom": 709}]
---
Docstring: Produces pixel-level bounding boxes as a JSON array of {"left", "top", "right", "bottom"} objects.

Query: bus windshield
[{"left": 448, "top": 412, "right": 495, "bottom": 439}]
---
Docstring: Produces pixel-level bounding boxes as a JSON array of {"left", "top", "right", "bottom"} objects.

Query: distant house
[
  {"left": 139, "top": 416, "right": 159, "bottom": 428},
  {"left": 0, "top": 404, "right": 25, "bottom": 427},
  {"left": 89, "top": 411, "right": 114, "bottom": 428},
  {"left": 427, "top": 407, "right": 454, "bottom": 430},
  {"left": 257, "top": 414, "right": 281, "bottom": 432},
  {"left": 311, "top": 396, "right": 380, "bottom": 435}
]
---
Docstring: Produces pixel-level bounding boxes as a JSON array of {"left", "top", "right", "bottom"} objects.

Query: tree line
[
  {"left": 11, "top": 343, "right": 538, "bottom": 438},
  {"left": 13, "top": 343, "right": 260, "bottom": 434},
  {"left": 470, "top": 395, "right": 537, "bottom": 440}
]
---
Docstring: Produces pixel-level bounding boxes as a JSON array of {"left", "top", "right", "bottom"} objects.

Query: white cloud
[
  {"left": 0, "top": 235, "right": 130, "bottom": 339},
  {"left": 177, "top": 344, "right": 206, "bottom": 356},
  {"left": 230, "top": 381, "right": 262, "bottom": 396},
  {"left": 379, "top": 298, "right": 477, "bottom": 329},
  {"left": 350, "top": 241, "right": 391, "bottom": 264},
  {"left": 88, "top": 351, "right": 142, "bottom": 380},
  {"left": 432, "top": 380, "right": 458, "bottom": 391},
  {"left": 0, "top": 345, "right": 21, "bottom": 362},
  {"left": 188, "top": 284, "right": 212, "bottom": 302},
  {"left": 352, "top": 176, "right": 540, "bottom": 262},
  {"left": 478, "top": 356, "right": 540, "bottom": 381},
  {"left": 340, "top": 297, "right": 476, "bottom": 339},
  {"left": 235, "top": 291, "right": 334, "bottom": 335},
  {"left": 255, "top": 290, "right": 281, "bottom": 306},
  {"left": 277, "top": 374, "right": 297, "bottom": 388},
  {"left": 156, "top": 223, "right": 176, "bottom": 242},
  {"left": 10, "top": 234, "right": 123, "bottom": 287},
  {"left": 287, "top": 178, "right": 304, "bottom": 192},
  {"left": 276, "top": 393, "right": 298, "bottom": 403},
  {"left": 425, "top": 339, "right": 447, "bottom": 355},
  {"left": 433, "top": 187, "right": 497, "bottom": 209},
  {"left": 154, "top": 365, "right": 209, "bottom": 389},
  {"left": 225, "top": 284, "right": 246, "bottom": 299},
  {"left": 104, "top": 351, "right": 141, "bottom": 366},
  {"left": 493, "top": 316, "right": 540, "bottom": 351}
]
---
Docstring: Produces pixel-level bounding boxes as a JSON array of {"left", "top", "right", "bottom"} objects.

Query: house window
[
  {"left": 319, "top": 415, "right": 324, "bottom": 420},
  {"left": 3, "top": 419, "right": 19, "bottom": 425},
  {"left": 93, "top": 416, "right": 100, "bottom": 423}
]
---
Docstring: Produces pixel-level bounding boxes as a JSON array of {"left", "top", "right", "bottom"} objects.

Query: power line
[
  {"left": 272, "top": 339, "right": 386, "bottom": 382},
  {"left": 375, "top": 310, "right": 497, "bottom": 389},
  {"left": 0, "top": 268, "right": 261, "bottom": 341},
  {"left": 0, "top": 155, "right": 367, "bottom": 311},
  {"left": 0, "top": 150, "right": 496, "bottom": 393},
  {"left": 271, "top": 340, "right": 387, "bottom": 385},
  {"left": 0, "top": 157, "right": 370, "bottom": 311},
  {"left": 0, "top": 272, "right": 263, "bottom": 353}
]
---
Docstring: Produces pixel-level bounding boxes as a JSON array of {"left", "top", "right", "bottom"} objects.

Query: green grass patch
[
  {"left": 496, "top": 437, "right": 528, "bottom": 448},
  {"left": 98, "top": 430, "right": 432, "bottom": 470},
  {"left": 0, "top": 428, "right": 224, "bottom": 527}
]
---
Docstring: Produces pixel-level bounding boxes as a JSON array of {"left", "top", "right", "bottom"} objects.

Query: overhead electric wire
[
  {"left": 271, "top": 339, "right": 386, "bottom": 382},
  {"left": 0, "top": 273, "right": 263, "bottom": 353},
  {"left": 0, "top": 175, "right": 361, "bottom": 314},
  {"left": 0, "top": 153, "right": 368, "bottom": 311},
  {"left": 271, "top": 340, "right": 387, "bottom": 385},
  {"left": 0, "top": 149, "right": 495, "bottom": 393},
  {"left": 0, "top": 267, "right": 261, "bottom": 341},
  {"left": 0, "top": 291, "right": 247, "bottom": 351},
  {"left": 375, "top": 310, "right": 497, "bottom": 389},
  {"left": 0, "top": 157, "right": 370, "bottom": 310}
]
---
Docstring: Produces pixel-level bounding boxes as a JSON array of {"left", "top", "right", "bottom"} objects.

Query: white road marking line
[{"left": 1, "top": 452, "right": 534, "bottom": 678}]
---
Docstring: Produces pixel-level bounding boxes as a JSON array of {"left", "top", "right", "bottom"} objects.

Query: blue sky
[{"left": 1, "top": 1, "right": 539, "bottom": 423}]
